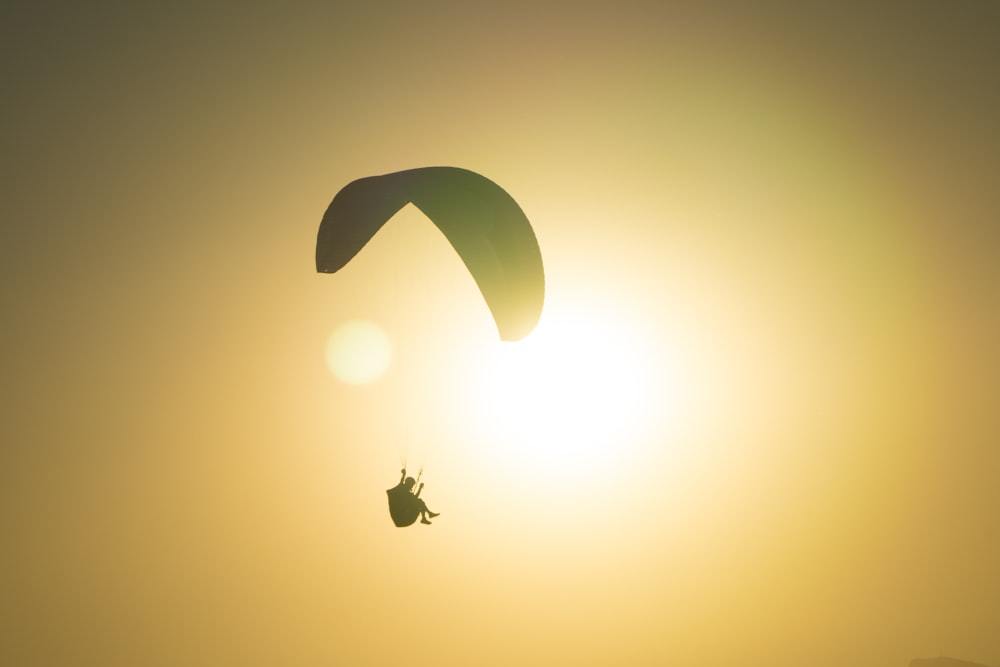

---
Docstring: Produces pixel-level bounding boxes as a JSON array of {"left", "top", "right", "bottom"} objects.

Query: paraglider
[
  {"left": 316, "top": 166, "right": 545, "bottom": 527},
  {"left": 316, "top": 166, "right": 544, "bottom": 341},
  {"left": 386, "top": 468, "right": 439, "bottom": 527}
]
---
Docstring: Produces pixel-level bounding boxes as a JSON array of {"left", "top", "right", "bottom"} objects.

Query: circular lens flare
[{"left": 325, "top": 320, "right": 393, "bottom": 385}]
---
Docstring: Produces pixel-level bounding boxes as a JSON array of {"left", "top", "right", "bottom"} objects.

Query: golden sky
[{"left": 2, "top": 2, "right": 998, "bottom": 665}]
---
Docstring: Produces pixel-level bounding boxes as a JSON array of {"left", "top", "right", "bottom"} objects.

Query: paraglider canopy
[{"left": 316, "top": 167, "right": 544, "bottom": 341}]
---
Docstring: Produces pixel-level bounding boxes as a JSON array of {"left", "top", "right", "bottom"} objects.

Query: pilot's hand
[{"left": 401, "top": 468, "right": 406, "bottom": 475}]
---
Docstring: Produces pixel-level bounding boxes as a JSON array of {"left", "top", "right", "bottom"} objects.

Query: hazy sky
[{"left": 2, "top": 2, "right": 998, "bottom": 666}]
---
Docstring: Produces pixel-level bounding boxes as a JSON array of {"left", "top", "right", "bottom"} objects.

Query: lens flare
[{"left": 325, "top": 320, "right": 393, "bottom": 385}]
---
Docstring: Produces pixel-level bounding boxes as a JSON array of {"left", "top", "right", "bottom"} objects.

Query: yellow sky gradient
[{"left": 2, "top": 2, "right": 998, "bottom": 666}]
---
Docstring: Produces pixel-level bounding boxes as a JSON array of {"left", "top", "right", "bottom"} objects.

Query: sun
[{"left": 473, "top": 300, "right": 656, "bottom": 483}]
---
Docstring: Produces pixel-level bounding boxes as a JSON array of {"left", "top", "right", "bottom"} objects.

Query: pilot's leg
[{"left": 417, "top": 500, "right": 439, "bottom": 524}]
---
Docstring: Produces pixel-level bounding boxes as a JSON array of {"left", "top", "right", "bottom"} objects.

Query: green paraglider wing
[{"left": 316, "top": 167, "right": 544, "bottom": 341}]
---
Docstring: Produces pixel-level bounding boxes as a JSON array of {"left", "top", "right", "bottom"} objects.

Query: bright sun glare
[
  {"left": 325, "top": 319, "right": 393, "bottom": 385},
  {"left": 476, "top": 303, "right": 655, "bottom": 482}
]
